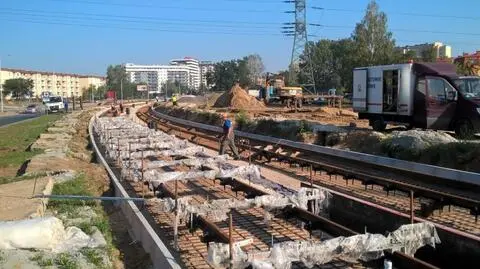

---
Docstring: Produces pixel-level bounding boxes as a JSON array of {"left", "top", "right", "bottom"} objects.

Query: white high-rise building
[
  {"left": 170, "top": 57, "right": 200, "bottom": 90},
  {"left": 124, "top": 63, "right": 170, "bottom": 93},
  {"left": 124, "top": 57, "right": 203, "bottom": 93}
]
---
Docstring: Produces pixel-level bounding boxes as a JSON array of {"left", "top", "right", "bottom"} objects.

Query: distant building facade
[
  {"left": 170, "top": 58, "right": 200, "bottom": 90},
  {"left": 0, "top": 68, "right": 105, "bottom": 98},
  {"left": 124, "top": 57, "right": 208, "bottom": 93},
  {"left": 399, "top": 42, "right": 452, "bottom": 59},
  {"left": 199, "top": 61, "right": 215, "bottom": 89}
]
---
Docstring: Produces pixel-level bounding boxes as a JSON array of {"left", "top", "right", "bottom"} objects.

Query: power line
[
  {"left": 3, "top": 7, "right": 480, "bottom": 37},
  {"left": 312, "top": 7, "right": 480, "bottom": 20},
  {"left": 0, "top": 11, "right": 281, "bottom": 30},
  {"left": 43, "top": 0, "right": 273, "bottom": 13},
  {"left": 310, "top": 24, "right": 480, "bottom": 37},
  {"left": 0, "top": 17, "right": 286, "bottom": 36},
  {"left": 0, "top": 7, "right": 283, "bottom": 25}
]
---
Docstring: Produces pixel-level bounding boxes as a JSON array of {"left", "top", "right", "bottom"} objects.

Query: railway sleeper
[{"left": 419, "top": 199, "right": 450, "bottom": 218}]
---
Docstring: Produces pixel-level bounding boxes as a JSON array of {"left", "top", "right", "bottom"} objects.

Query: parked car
[
  {"left": 45, "top": 96, "right": 65, "bottom": 113},
  {"left": 24, "top": 104, "right": 39, "bottom": 114}
]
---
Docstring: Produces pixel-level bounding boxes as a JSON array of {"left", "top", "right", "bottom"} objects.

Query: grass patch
[
  {"left": 30, "top": 253, "right": 54, "bottom": 267},
  {"left": 48, "top": 174, "right": 96, "bottom": 214},
  {"left": 80, "top": 248, "right": 105, "bottom": 268},
  {"left": 0, "top": 114, "right": 62, "bottom": 177},
  {"left": 0, "top": 250, "right": 4, "bottom": 262},
  {"left": 55, "top": 253, "right": 78, "bottom": 269},
  {"left": 48, "top": 174, "right": 115, "bottom": 265}
]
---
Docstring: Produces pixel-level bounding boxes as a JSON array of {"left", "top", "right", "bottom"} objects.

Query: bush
[{"left": 234, "top": 110, "right": 251, "bottom": 131}]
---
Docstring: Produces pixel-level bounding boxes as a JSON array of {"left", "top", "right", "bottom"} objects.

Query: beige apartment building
[
  {"left": 400, "top": 42, "right": 452, "bottom": 59},
  {"left": 0, "top": 68, "right": 105, "bottom": 98}
]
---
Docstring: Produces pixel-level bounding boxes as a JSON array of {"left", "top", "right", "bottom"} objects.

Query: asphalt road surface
[{"left": 0, "top": 114, "right": 39, "bottom": 127}]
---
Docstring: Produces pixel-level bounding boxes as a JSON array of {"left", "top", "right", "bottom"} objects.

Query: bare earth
[{"left": 0, "top": 177, "right": 53, "bottom": 221}]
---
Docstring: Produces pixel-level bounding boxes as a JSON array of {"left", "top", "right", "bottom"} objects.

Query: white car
[{"left": 45, "top": 96, "right": 65, "bottom": 112}]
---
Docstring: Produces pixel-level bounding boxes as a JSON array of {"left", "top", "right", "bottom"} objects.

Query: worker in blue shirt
[
  {"left": 219, "top": 113, "right": 240, "bottom": 159},
  {"left": 64, "top": 98, "right": 69, "bottom": 113}
]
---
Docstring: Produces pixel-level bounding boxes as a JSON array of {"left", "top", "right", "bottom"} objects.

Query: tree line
[
  {"left": 206, "top": 54, "right": 265, "bottom": 91},
  {"left": 206, "top": 0, "right": 458, "bottom": 94},
  {"left": 297, "top": 0, "right": 440, "bottom": 93}
]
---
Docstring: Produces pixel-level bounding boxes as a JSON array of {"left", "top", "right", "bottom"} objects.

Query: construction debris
[
  {"left": 0, "top": 217, "right": 106, "bottom": 253},
  {"left": 208, "top": 222, "right": 440, "bottom": 269}
]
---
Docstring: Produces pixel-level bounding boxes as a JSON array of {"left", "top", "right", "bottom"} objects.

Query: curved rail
[
  {"left": 147, "top": 108, "right": 480, "bottom": 217},
  {"left": 149, "top": 108, "right": 480, "bottom": 186}
]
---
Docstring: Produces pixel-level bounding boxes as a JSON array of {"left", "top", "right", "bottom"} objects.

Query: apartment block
[
  {"left": 399, "top": 42, "right": 452, "bottom": 59},
  {"left": 0, "top": 68, "right": 105, "bottom": 98},
  {"left": 199, "top": 61, "right": 215, "bottom": 89},
  {"left": 124, "top": 57, "right": 208, "bottom": 93}
]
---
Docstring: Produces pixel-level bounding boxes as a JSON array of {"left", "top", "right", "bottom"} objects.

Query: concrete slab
[{"left": 0, "top": 177, "right": 53, "bottom": 221}]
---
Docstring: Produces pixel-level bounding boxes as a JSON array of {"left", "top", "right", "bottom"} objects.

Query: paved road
[{"left": 0, "top": 114, "right": 39, "bottom": 127}]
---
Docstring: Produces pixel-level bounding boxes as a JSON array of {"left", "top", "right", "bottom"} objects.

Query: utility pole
[
  {"left": 120, "top": 78, "right": 124, "bottom": 101},
  {"left": 283, "top": 0, "right": 316, "bottom": 93}
]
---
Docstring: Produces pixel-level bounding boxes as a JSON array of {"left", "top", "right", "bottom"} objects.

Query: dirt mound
[
  {"left": 214, "top": 84, "right": 265, "bottom": 109},
  {"left": 178, "top": 95, "right": 207, "bottom": 105}
]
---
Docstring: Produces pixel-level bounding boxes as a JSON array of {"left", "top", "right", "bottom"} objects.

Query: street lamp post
[
  {"left": 120, "top": 78, "right": 124, "bottom": 102},
  {"left": 175, "top": 74, "right": 180, "bottom": 96}
]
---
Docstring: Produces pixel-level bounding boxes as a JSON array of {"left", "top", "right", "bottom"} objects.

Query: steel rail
[
  {"left": 147, "top": 108, "right": 480, "bottom": 186},
  {"left": 141, "top": 109, "right": 480, "bottom": 218}
]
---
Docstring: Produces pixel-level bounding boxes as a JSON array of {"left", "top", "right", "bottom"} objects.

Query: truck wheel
[
  {"left": 455, "top": 119, "right": 474, "bottom": 139},
  {"left": 372, "top": 118, "right": 387, "bottom": 132}
]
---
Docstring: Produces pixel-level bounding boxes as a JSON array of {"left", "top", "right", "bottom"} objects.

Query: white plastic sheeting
[
  {"left": 95, "top": 117, "right": 294, "bottom": 197},
  {"left": 148, "top": 188, "right": 329, "bottom": 223},
  {"left": 208, "top": 223, "right": 440, "bottom": 269},
  {"left": 0, "top": 217, "right": 106, "bottom": 253},
  {"left": 145, "top": 170, "right": 218, "bottom": 190}
]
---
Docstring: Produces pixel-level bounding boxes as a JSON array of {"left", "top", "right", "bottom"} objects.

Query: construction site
[
  {"left": 2, "top": 0, "right": 480, "bottom": 267},
  {"left": 0, "top": 99, "right": 479, "bottom": 269}
]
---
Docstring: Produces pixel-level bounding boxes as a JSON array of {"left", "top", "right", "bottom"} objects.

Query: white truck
[
  {"left": 45, "top": 96, "right": 65, "bottom": 113},
  {"left": 353, "top": 62, "right": 480, "bottom": 137}
]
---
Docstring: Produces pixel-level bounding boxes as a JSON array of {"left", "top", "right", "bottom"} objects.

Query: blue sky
[{"left": 0, "top": 0, "right": 479, "bottom": 75}]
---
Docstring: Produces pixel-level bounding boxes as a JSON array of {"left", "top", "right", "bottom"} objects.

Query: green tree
[
  {"left": 2, "top": 78, "right": 34, "bottom": 99},
  {"left": 352, "top": 0, "right": 397, "bottom": 66},
  {"left": 420, "top": 45, "right": 437, "bottom": 62},
  {"left": 244, "top": 54, "right": 265, "bottom": 86},
  {"left": 106, "top": 65, "right": 140, "bottom": 99},
  {"left": 396, "top": 49, "right": 417, "bottom": 63},
  {"left": 209, "top": 60, "right": 240, "bottom": 91},
  {"left": 299, "top": 39, "right": 356, "bottom": 91},
  {"left": 207, "top": 54, "right": 264, "bottom": 92}
]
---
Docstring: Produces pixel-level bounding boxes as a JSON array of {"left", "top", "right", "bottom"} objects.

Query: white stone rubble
[{"left": 208, "top": 223, "right": 440, "bottom": 269}]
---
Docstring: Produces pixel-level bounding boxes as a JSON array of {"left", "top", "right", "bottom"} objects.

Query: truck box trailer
[{"left": 353, "top": 62, "right": 480, "bottom": 137}]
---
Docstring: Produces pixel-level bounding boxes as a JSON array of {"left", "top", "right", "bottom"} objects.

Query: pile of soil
[
  {"left": 214, "top": 84, "right": 265, "bottom": 110},
  {"left": 177, "top": 95, "right": 207, "bottom": 105}
]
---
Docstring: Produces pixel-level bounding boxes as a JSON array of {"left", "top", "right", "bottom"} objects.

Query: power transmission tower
[{"left": 283, "top": 0, "right": 316, "bottom": 93}]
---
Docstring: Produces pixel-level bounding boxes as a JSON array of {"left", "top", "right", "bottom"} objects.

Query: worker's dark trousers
[{"left": 219, "top": 136, "right": 239, "bottom": 158}]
